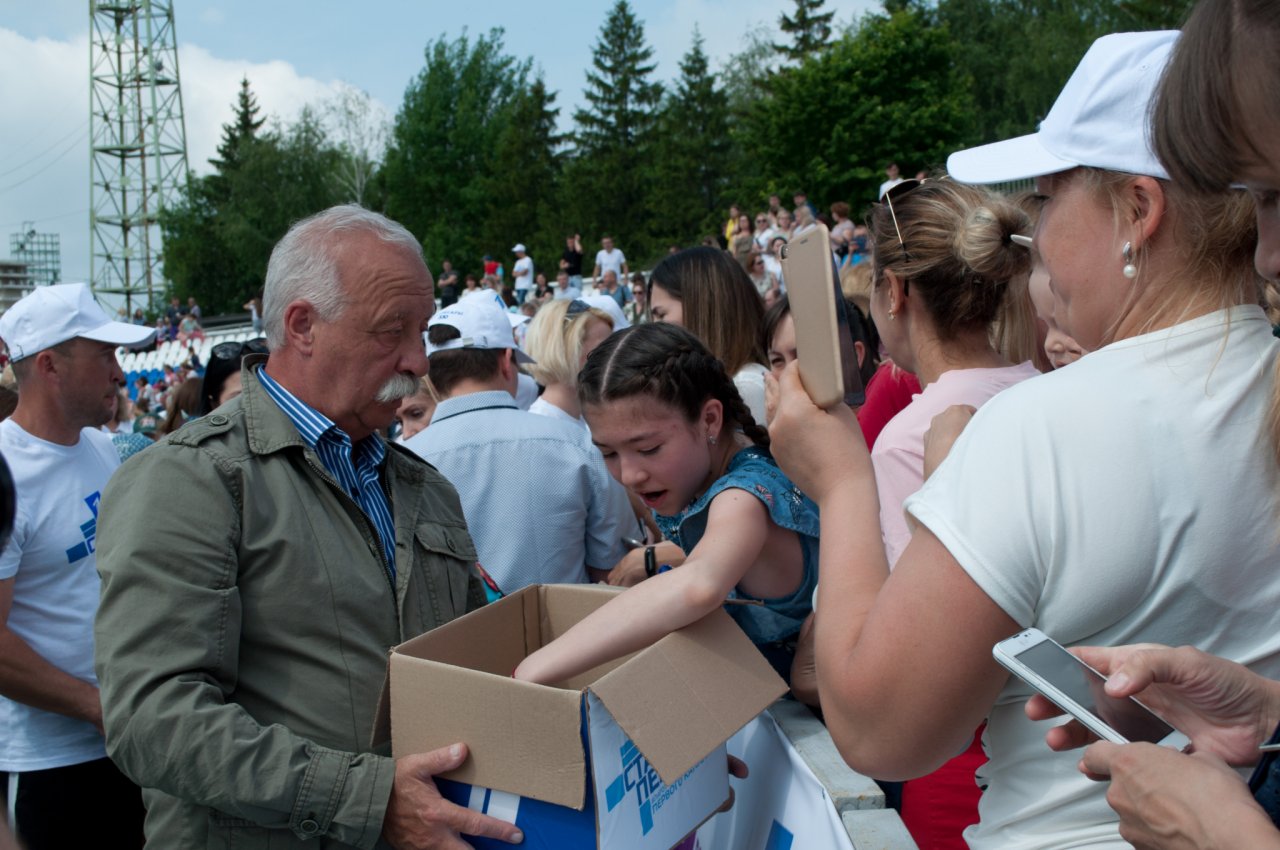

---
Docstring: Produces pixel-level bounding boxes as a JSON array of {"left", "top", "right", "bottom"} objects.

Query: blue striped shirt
[{"left": 256, "top": 367, "right": 397, "bottom": 579}]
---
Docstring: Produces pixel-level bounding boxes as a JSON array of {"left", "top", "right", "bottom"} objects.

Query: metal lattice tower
[
  {"left": 89, "top": 1, "right": 189, "bottom": 313},
  {"left": 10, "top": 223, "right": 61, "bottom": 288}
]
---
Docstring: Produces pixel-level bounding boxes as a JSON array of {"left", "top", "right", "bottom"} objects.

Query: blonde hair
[
  {"left": 869, "top": 179, "right": 1031, "bottom": 341},
  {"left": 991, "top": 191, "right": 1051, "bottom": 372},
  {"left": 840, "top": 263, "right": 874, "bottom": 317},
  {"left": 524, "top": 300, "right": 615, "bottom": 387}
]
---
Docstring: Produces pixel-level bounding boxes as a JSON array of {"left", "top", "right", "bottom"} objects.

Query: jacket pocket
[
  {"left": 413, "top": 522, "right": 478, "bottom": 622},
  {"left": 207, "top": 811, "right": 271, "bottom": 849}
]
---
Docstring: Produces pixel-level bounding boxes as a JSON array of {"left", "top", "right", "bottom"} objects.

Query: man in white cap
[
  {"left": 0, "top": 282, "right": 153, "bottom": 848},
  {"left": 510, "top": 243, "right": 533, "bottom": 306},
  {"left": 404, "top": 295, "right": 635, "bottom": 598}
]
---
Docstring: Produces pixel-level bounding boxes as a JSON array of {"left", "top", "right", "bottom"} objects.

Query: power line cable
[
  {"left": 0, "top": 127, "right": 89, "bottom": 194},
  {"left": 0, "top": 120, "right": 91, "bottom": 179}
]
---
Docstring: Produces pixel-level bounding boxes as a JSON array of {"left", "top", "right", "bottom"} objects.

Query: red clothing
[
  {"left": 901, "top": 726, "right": 986, "bottom": 850},
  {"left": 857, "top": 361, "right": 921, "bottom": 448},
  {"left": 483, "top": 260, "right": 499, "bottom": 276}
]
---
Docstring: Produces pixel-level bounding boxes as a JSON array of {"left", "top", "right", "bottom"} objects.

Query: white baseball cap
[
  {"left": 582, "top": 295, "right": 630, "bottom": 331},
  {"left": 511, "top": 243, "right": 527, "bottom": 254},
  {"left": 947, "top": 31, "right": 1178, "bottom": 184},
  {"left": 427, "top": 295, "right": 535, "bottom": 364},
  {"left": 0, "top": 283, "right": 156, "bottom": 361}
]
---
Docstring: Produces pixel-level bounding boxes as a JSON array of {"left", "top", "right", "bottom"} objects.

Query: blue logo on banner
[
  {"left": 765, "top": 820, "right": 794, "bottom": 850},
  {"left": 64, "top": 492, "right": 101, "bottom": 563},
  {"left": 604, "top": 739, "right": 663, "bottom": 835}
]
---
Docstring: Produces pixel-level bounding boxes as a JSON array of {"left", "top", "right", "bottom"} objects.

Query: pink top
[{"left": 872, "top": 362, "right": 1041, "bottom": 567}]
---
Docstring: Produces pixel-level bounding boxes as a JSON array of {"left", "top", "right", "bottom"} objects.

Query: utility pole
[{"left": 89, "top": 0, "right": 189, "bottom": 314}]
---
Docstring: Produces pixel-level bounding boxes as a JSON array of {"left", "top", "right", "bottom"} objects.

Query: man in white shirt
[
  {"left": 0, "top": 283, "right": 153, "bottom": 849},
  {"left": 879, "top": 161, "right": 905, "bottom": 199},
  {"left": 592, "top": 235, "right": 629, "bottom": 282},
  {"left": 511, "top": 243, "right": 534, "bottom": 305}
]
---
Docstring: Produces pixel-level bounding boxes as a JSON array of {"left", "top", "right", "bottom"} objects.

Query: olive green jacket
[{"left": 95, "top": 360, "right": 484, "bottom": 849}]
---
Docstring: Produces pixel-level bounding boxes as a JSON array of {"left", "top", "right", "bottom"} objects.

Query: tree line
[{"left": 160, "top": 0, "right": 1192, "bottom": 315}]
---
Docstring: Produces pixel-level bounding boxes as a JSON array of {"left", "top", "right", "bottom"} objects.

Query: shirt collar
[
  {"left": 256, "top": 365, "right": 386, "bottom": 463},
  {"left": 430, "top": 390, "right": 518, "bottom": 424}
]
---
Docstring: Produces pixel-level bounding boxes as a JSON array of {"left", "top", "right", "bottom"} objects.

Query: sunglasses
[
  {"left": 564, "top": 299, "right": 590, "bottom": 322},
  {"left": 882, "top": 179, "right": 923, "bottom": 262},
  {"left": 211, "top": 338, "right": 269, "bottom": 362}
]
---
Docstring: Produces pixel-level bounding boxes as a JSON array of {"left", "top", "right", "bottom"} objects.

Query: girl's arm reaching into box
[{"left": 513, "top": 489, "right": 770, "bottom": 685}]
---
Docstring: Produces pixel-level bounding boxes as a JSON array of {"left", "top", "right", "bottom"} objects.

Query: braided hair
[{"left": 579, "top": 323, "right": 770, "bottom": 448}]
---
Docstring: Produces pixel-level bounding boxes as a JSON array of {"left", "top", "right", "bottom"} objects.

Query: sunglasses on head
[
  {"left": 211, "top": 338, "right": 269, "bottom": 362},
  {"left": 882, "top": 179, "right": 924, "bottom": 262},
  {"left": 564, "top": 299, "right": 591, "bottom": 322}
]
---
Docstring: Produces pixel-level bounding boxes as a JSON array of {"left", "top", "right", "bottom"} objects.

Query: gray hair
[{"left": 262, "top": 205, "right": 424, "bottom": 349}]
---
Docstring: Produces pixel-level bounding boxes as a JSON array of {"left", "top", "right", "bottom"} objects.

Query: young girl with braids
[{"left": 513, "top": 321, "right": 819, "bottom": 684}]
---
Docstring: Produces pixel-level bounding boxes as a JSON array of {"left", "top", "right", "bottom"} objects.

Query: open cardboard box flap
[{"left": 373, "top": 584, "right": 786, "bottom": 810}]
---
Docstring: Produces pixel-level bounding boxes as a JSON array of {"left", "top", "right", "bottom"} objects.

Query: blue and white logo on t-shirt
[{"left": 64, "top": 491, "right": 101, "bottom": 563}]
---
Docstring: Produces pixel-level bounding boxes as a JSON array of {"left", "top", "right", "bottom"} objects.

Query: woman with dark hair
[
  {"left": 199, "top": 339, "right": 268, "bottom": 416},
  {"left": 513, "top": 322, "right": 817, "bottom": 683},
  {"left": 730, "top": 213, "right": 755, "bottom": 267},
  {"left": 647, "top": 246, "right": 770, "bottom": 424},
  {"left": 155, "top": 380, "right": 202, "bottom": 438}
]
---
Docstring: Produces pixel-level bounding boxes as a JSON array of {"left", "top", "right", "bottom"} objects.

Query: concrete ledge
[{"left": 842, "top": 808, "right": 919, "bottom": 849}]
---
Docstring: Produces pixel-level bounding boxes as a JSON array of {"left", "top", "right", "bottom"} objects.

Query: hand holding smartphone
[{"left": 993, "top": 628, "right": 1190, "bottom": 749}]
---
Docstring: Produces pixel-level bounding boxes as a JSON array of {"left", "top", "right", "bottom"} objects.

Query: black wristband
[{"left": 644, "top": 545, "right": 657, "bottom": 578}]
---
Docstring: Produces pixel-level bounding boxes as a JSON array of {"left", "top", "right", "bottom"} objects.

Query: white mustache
[{"left": 375, "top": 373, "right": 420, "bottom": 403}]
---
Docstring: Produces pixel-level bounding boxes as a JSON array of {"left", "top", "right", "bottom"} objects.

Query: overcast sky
[{"left": 0, "top": 0, "right": 877, "bottom": 293}]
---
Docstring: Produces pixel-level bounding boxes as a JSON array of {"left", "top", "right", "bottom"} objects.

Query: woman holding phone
[
  {"left": 767, "top": 30, "right": 1278, "bottom": 849},
  {"left": 1016, "top": 2, "right": 1280, "bottom": 847}
]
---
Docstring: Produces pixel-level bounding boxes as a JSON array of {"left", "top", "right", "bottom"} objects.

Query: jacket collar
[
  {"left": 239, "top": 354, "right": 313, "bottom": 457},
  {"left": 239, "top": 353, "right": 429, "bottom": 486}
]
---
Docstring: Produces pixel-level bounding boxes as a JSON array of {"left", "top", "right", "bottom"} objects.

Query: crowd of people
[{"left": 0, "top": 3, "right": 1278, "bottom": 849}]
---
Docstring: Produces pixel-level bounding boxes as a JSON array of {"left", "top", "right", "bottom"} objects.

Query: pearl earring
[
  {"left": 708, "top": 435, "right": 717, "bottom": 446},
  {"left": 1122, "top": 242, "right": 1138, "bottom": 280}
]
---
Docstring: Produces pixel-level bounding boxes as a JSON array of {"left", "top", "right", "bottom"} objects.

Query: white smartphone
[{"left": 993, "top": 628, "right": 1190, "bottom": 749}]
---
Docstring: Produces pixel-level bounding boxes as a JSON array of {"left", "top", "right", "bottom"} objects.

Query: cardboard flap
[
  {"left": 389, "top": 652, "right": 588, "bottom": 809},
  {"left": 538, "top": 584, "right": 623, "bottom": 643},
  {"left": 588, "top": 608, "right": 787, "bottom": 785}
]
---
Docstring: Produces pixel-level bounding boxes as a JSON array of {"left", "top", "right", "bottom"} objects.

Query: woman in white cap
[
  {"left": 1009, "top": 3, "right": 1280, "bottom": 847},
  {"left": 767, "top": 30, "right": 1277, "bottom": 849}
]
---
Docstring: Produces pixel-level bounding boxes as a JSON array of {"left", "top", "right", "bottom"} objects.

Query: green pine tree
[
  {"left": 564, "top": 0, "right": 663, "bottom": 263},
  {"left": 650, "top": 29, "right": 733, "bottom": 247},
  {"left": 210, "top": 77, "right": 267, "bottom": 173},
  {"left": 381, "top": 29, "right": 532, "bottom": 273},
  {"left": 479, "top": 76, "right": 564, "bottom": 270},
  {"left": 774, "top": 0, "right": 836, "bottom": 62}
]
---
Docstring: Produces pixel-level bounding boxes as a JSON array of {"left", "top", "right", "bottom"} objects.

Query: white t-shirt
[
  {"left": 879, "top": 177, "right": 905, "bottom": 199},
  {"left": 754, "top": 227, "right": 776, "bottom": 253},
  {"left": 528, "top": 397, "right": 588, "bottom": 431},
  {"left": 905, "top": 306, "right": 1280, "bottom": 850},
  {"left": 0, "top": 421, "right": 120, "bottom": 771},
  {"left": 513, "top": 256, "right": 534, "bottom": 292},
  {"left": 873, "top": 361, "right": 1040, "bottom": 567},
  {"left": 515, "top": 373, "right": 539, "bottom": 411},
  {"left": 595, "top": 248, "right": 626, "bottom": 279},
  {"left": 733, "top": 362, "right": 770, "bottom": 429}
]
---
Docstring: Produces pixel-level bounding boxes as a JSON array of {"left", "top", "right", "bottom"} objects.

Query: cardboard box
[{"left": 372, "top": 584, "right": 787, "bottom": 849}]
